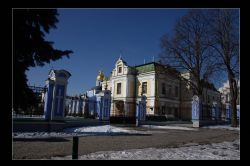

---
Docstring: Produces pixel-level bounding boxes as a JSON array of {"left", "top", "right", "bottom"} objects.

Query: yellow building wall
[
  {"left": 146, "top": 102, "right": 151, "bottom": 114},
  {"left": 147, "top": 80, "right": 151, "bottom": 97},
  {"left": 137, "top": 79, "right": 152, "bottom": 97},
  {"left": 113, "top": 80, "right": 126, "bottom": 98},
  {"left": 101, "top": 81, "right": 112, "bottom": 91}
]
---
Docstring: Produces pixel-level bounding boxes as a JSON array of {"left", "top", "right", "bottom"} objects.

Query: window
[
  {"left": 118, "top": 67, "right": 122, "bottom": 73},
  {"left": 167, "top": 107, "right": 172, "bottom": 114},
  {"left": 174, "top": 108, "right": 178, "bottom": 117},
  {"left": 168, "top": 85, "right": 172, "bottom": 96},
  {"left": 175, "top": 86, "right": 178, "bottom": 97},
  {"left": 162, "top": 106, "right": 166, "bottom": 115},
  {"left": 117, "top": 83, "right": 121, "bottom": 94},
  {"left": 162, "top": 83, "right": 166, "bottom": 95},
  {"left": 142, "top": 82, "right": 147, "bottom": 94}
]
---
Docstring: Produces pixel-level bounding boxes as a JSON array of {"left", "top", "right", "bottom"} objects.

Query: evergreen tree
[{"left": 13, "top": 9, "right": 73, "bottom": 113}]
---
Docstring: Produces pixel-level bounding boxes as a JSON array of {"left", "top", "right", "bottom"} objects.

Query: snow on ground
[
  {"left": 13, "top": 125, "right": 148, "bottom": 138},
  {"left": 202, "top": 125, "right": 240, "bottom": 131},
  {"left": 13, "top": 114, "right": 45, "bottom": 118},
  {"left": 52, "top": 139, "right": 240, "bottom": 160},
  {"left": 64, "top": 125, "right": 138, "bottom": 133},
  {"left": 13, "top": 124, "right": 239, "bottom": 139},
  {"left": 13, "top": 132, "right": 79, "bottom": 139},
  {"left": 141, "top": 125, "right": 198, "bottom": 131}
]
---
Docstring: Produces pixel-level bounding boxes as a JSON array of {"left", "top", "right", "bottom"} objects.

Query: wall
[{"left": 137, "top": 72, "right": 155, "bottom": 114}]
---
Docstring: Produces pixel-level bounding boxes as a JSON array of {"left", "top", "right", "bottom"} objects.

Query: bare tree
[
  {"left": 160, "top": 10, "right": 219, "bottom": 98},
  {"left": 206, "top": 9, "right": 239, "bottom": 127}
]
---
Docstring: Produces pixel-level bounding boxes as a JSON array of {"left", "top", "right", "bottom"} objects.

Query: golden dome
[{"left": 96, "top": 70, "right": 105, "bottom": 81}]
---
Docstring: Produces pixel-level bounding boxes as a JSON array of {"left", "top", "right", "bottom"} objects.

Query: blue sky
[{"left": 26, "top": 9, "right": 226, "bottom": 96}]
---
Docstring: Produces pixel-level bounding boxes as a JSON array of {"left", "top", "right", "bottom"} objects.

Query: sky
[{"left": 26, "top": 9, "right": 227, "bottom": 96}]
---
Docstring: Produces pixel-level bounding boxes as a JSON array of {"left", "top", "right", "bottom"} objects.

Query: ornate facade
[{"left": 97, "top": 57, "right": 221, "bottom": 120}]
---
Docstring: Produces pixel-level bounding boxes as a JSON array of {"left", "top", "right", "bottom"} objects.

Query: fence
[
  {"left": 13, "top": 86, "right": 47, "bottom": 117},
  {"left": 200, "top": 104, "right": 222, "bottom": 121}
]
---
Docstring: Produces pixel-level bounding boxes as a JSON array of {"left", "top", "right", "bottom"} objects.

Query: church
[{"left": 87, "top": 56, "right": 221, "bottom": 120}]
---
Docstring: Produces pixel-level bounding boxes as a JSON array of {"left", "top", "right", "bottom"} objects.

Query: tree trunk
[{"left": 228, "top": 73, "right": 238, "bottom": 127}]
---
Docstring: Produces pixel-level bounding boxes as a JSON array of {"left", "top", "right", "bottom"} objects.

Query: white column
[
  {"left": 72, "top": 100, "right": 75, "bottom": 114},
  {"left": 124, "top": 77, "right": 127, "bottom": 97},
  {"left": 51, "top": 85, "right": 57, "bottom": 120},
  {"left": 151, "top": 78, "right": 155, "bottom": 97},
  {"left": 76, "top": 100, "right": 79, "bottom": 114},
  {"left": 68, "top": 101, "right": 72, "bottom": 114},
  {"left": 126, "top": 77, "right": 129, "bottom": 97}
]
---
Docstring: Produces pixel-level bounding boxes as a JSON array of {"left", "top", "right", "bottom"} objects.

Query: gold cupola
[{"left": 96, "top": 70, "right": 105, "bottom": 81}]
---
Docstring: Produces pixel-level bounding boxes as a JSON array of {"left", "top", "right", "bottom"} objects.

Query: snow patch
[
  {"left": 64, "top": 125, "right": 135, "bottom": 133},
  {"left": 13, "top": 125, "right": 148, "bottom": 139},
  {"left": 141, "top": 125, "right": 198, "bottom": 131},
  {"left": 202, "top": 125, "right": 240, "bottom": 131}
]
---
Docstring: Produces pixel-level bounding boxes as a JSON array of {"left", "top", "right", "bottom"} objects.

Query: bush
[
  {"left": 146, "top": 115, "right": 168, "bottom": 121},
  {"left": 110, "top": 116, "right": 136, "bottom": 124}
]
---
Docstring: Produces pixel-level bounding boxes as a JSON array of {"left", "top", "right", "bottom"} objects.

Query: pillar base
[
  {"left": 51, "top": 117, "right": 65, "bottom": 121},
  {"left": 192, "top": 120, "right": 201, "bottom": 128},
  {"left": 136, "top": 119, "right": 139, "bottom": 127}
]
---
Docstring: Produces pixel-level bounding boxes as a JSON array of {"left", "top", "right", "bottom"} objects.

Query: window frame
[
  {"left": 168, "top": 85, "right": 172, "bottom": 96},
  {"left": 162, "top": 106, "right": 166, "bottom": 115},
  {"left": 118, "top": 66, "right": 122, "bottom": 73},
  {"left": 142, "top": 82, "right": 147, "bottom": 94},
  {"left": 175, "top": 86, "right": 178, "bottom": 97},
  {"left": 162, "top": 83, "right": 166, "bottom": 95},
  {"left": 117, "top": 83, "right": 121, "bottom": 95}
]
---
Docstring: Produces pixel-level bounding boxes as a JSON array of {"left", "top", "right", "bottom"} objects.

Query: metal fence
[
  {"left": 13, "top": 86, "right": 47, "bottom": 117},
  {"left": 200, "top": 104, "right": 223, "bottom": 122}
]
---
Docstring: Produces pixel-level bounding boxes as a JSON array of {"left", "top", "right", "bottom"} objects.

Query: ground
[
  {"left": 52, "top": 139, "right": 240, "bottom": 160},
  {"left": 13, "top": 124, "right": 240, "bottom": 160}
]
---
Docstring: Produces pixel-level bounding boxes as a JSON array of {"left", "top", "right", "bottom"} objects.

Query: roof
[
  {"left": 135, "top": 62, "right": 180, "bottom": 75},
  {"left": 135, "top": 62, "right": 156, "bottom": 73}
]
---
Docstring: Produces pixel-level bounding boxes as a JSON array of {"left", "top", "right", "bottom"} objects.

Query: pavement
[{"left": 13, "top": 125, "right": 239, "bottom": 159}]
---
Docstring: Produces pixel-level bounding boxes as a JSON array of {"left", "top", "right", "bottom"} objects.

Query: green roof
[
  {"left": 135, "top": 63, "right": 156, "bottom": 73},
  {"left": 134, "top": 62, "right": 181, "bottom": 76}
]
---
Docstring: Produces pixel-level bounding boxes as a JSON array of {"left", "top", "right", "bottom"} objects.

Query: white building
[
  {"left": 98, "top": 57, "right": 221, "bottom": 120},
  {"left": 219, "top": 80, "right": 240, "bottom": 105},
  {"left": 218, "top": 80, "right": 240, "bottom": 119}
]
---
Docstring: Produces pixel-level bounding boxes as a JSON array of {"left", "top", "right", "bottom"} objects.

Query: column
[
  {"left": 43, "top": 69, "right": 71, "bottom": 121},
  {"left": 192, "top": 95, "right": 202, "bottom": 127}
]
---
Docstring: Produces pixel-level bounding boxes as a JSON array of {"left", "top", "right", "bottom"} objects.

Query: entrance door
[{"left": 114, "top": 100, "right": 124, "bottom": 116}]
